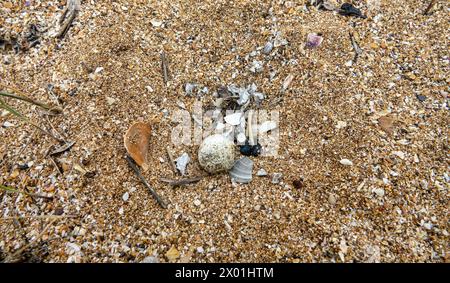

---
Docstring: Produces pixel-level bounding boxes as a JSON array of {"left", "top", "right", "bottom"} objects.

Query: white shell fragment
[
  {"left": 175, "top": 152, "right": 190, "bottom": 175},
  {"left": 229, "top": 157, "right": 253, "bottom": 184},
  {"left": 271, "top": 173, "right": 283, "bottom": 184},
  {"left": 198, "top": 134, "right": 235, "bottom": 174},
  {"left": 224, "top": 112, "right": 243, "bottom": 126},
  {"left": 237, "top": 132, "right": 247, "bottom": 143},
  {"left": 282, "top": 74, "right": 295, "bottom": 91},
  {"left": 253, "top": 92, "right": 265, "bottom": 103},
  {"left": 392, "top": 151, "right": 405, "bottom": 160},
  {"left": 150, "top": 19, "right": 163, "bottom": 27},
  {"left": 249, "top": 60, "right": 263, "bottom": 73},
  {"left": 336, "top": 121, "right": 347, "bottom": 129},
  {"left": 227, "top": 84, "right": 264, "bottom": 106},
  {"left": 122, "top": 192, "right": 129, "bottom": 202},
  {"left": 259, "top": 121, "right": 277, "bottom": 134},
  {"left": 2, "top": 121, "right": 15, "bottom": 128},
  {"left": 256, "top": 168, "right": 268, "bottom": 177},
  {"left": 228, "top": 85, "right": 250, "bottom": 105},
  {"left": 339, "top": 159, "right": 353, "bottom": 166},
  {"left": 185, "top": 83, "right": 198, "bottom": 95},
  {"left": 262, "top": 41, "right": 273, "bottom": 54},
  {"left": 141, "top": 256, "right": 159, "bottom": 263}
]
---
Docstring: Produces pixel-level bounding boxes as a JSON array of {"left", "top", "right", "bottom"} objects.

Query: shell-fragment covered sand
[{"left": 0, "top": 0, "right": 449, "bottom": 262}]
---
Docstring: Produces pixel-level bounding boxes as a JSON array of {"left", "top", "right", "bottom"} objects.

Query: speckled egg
[{"left": 198, "top": 134, "right": 235, "bottom": 173}]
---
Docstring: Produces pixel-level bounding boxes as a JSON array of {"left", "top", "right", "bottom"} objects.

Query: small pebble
[
  {"left": 2, "top": 121, "right": 14, "bottom": 128},
  {"left": 272, "top": 173, "right": 283, "bottom": 184},
  {"left": 122, "top": 192, "right": 129, "bottom": 202},
  {"left": 256, "top": 168, "right": 268, "bottom": 177},
  {"left": 193, "top": 199, "right": 201, "bottom": 207},
  {"left": 293, "top": 179, "right": 303, "bottom": 189},
  {"left": 372, "top": 188, "right": 385, "bottom": 197},
  {"left": 328, "top": 194, "right": 337, "bottom": 205},
  {"left": 106, "top": 97, "right": 116, "bottom": 105},
  {"left": 340, "top": 159, "right": 353, "bottom": 166}
]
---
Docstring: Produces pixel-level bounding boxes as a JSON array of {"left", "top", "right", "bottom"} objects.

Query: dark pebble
[
  {"left": 239, "top": 142, "right": 262, "bottom": 157},
  {"left": 17, "top": 164, "right": 29, "bottom": 170},
  {"left": 416, "top": 94, "right": 427, "bottom": 102},
  {"left": 54, "top": 207, "right": 64, "bottom": 215},
  {"left": 293, "top": 179, "right": 304, "bottom": 189}
]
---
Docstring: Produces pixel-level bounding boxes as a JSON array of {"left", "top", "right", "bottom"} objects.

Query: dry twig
[
  {"left": 349, "top": 32, "right": 363, "bottom": 63},
  {"left": 160, "top": 51, "right": 170, "bottom": 85},
  {"left": 424, "top": 0, "right": 437, "bottom": 15},
  {"left": 56, "top": 0, "right": 81, "bottom": 39},
  {"left": 126, "top": 155, "right": 168, "bottom": 209},
  {"left": 160, "top": 176, "right": 203, "bottom": 187}
]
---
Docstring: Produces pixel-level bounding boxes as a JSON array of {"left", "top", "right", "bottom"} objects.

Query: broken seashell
[
  {"left": 224, "top": 112, "right": 243, "bottom": 126},
  {"left": 124, "top": 122, "right": 152, "bottom": 171},
  {"left": 306, "top": 33, "right": 323, "bottom": 49},
  {"left": 256, "top": 168, "right": 268, "bottom": 177},
  {"left": 2, "top": 121, "right": 15, "bottom": 128},
  {"left": 321, "top": 0, "right": 338, "bottom": 11},
  {"left": 249, "top": 60, "right": 263, "bottom": 73},
  {"left": 185, "top": 82, "right": 198, "bottom": 95},
  {"left": 227, "top": 85, "right": 253, "bottom": 105},
  {"left": 175, "top": 152, "right": 190, "bottom": 176},
  {"left": 229, "top": 157, "right": 253, "bottom": 184},
  {"left": 150, "top": 19, "right": 163, "bottom": 27},
  {"left": 262, "top": 41, "right": 273, "bottom": 54},
  {"left": 339, "top": 159, "right": 353, "bottom": 166},
  {"left": 271, "top": 173, "right": 283, "bottom": 184},
  {"left": 282, "top": 74, "right": 295, "bottom": 91}
]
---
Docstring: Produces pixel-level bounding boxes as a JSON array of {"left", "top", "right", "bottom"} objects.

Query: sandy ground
[{"left": 0, "top": 0, "right": 448, "bottom": 262}]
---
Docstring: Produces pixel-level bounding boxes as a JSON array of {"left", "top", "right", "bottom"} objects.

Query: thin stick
[
  {"left": 49, "top": 140, "right": 76, "bottom": 156},
  {"left": 160, "top": 176, "right": 203, "bottom": 187},
  {"left": 57, "top": 10, "right": 78, "bottom": 39},
  {"left": 45, "top": 114, "right": 67, "bottom": 140},
  {"left": 423, "top": 0, "right": 437, "bottom": 15},
  {"left": 59, "top": 5, "right": 70, "bottom": 24},
  {"left": 160, "top": 51, "right": 170, "bottom": 85},
  {"left": 126, "top": 155, "right": 167, "bottom": 209},
  {"left": 0, "top": 184, "right": 53, "bottom": 200},
  {"left": 3, "top": 219, "right": 56, "bottom": 262},
  {"left": 349, "top": 32, "right": 362, "bottom": 63},
  {"left": 0, "top": 215, "right": 78, "bottom": 221},
  {"left": 56, "top": 0, "right": 81, "bottom": 39},
  {"left": 49, "top": 156, "right": 63, "bottom": 175},
  {"left": 166, "top": 146, "right": 178, "bottom": 173}
]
